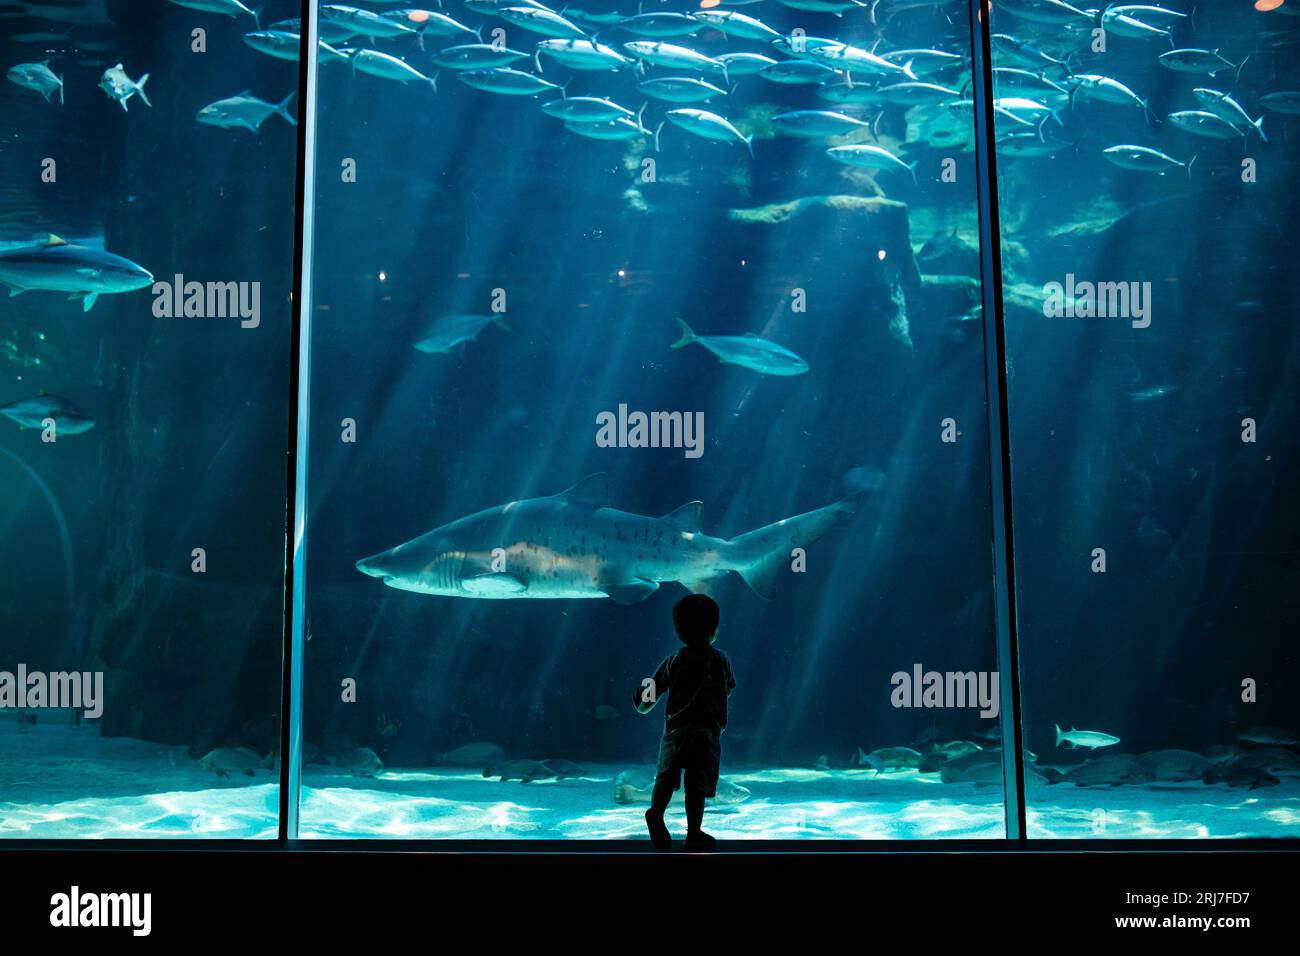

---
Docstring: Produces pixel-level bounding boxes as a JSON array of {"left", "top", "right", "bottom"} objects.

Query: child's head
[{"left": 672, "top": 593, "right": 720, "bottom": 647}]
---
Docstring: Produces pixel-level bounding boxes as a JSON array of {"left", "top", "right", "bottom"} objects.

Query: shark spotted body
[{"left": 356, "top": 474, "right": 861, "bottom": 603}]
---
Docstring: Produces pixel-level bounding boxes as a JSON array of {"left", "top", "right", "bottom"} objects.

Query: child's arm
[{"left": 633, "top": 658, "right": 671, "bottom": 714}]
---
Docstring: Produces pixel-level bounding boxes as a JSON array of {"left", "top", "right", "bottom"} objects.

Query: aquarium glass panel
[
  {"left": 298, "top": 0, "right": 1009, "bottom": 840},
  {"left": 990, "top": 1, "right": 1300, "bottom": 837},
  {"left": 0, "top": 1, "right": 297, "bottom": 838}
]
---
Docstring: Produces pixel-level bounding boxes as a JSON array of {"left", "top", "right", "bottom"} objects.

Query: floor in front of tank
[{"left": 2, "top": 723, "right": 1298, "bottom": 839}]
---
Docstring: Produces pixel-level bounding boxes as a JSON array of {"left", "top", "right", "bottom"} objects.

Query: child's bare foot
[
  {"left": 645, "top": 808, "right": 671, "bottom": 851},
  {"left": 684, "top": 830, "right": 716, "bottom": 851}
]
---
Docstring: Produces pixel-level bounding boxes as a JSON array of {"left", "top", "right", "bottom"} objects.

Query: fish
[
  {"left": 614, "top": 768, "right": 751, "bottom": 805},
  {"left": 197, "top": 90, "right": 297, "bottom": 132},
  {"left": 759, "top": 59, "right": 841, "bottom": 84},
  {"left": 322, "top": 4, "right": 417, "bottom": 38},
  {"left": 1206, "top": 744, "right": 1247, "bottom": 764},
  {"left": 413, "top": 313, "right": 510, "bottom": 353},
  {"left": 690, "top": 10, "right": 780, "bottom": 41},
  {"left": 1102, "top": 145, "right": 1190, "bottom": 176},
  {"left": 1068, "top": 75, "right": 1149, "bottom": 116},
  {"left": 1099, "top": 6, "right": 1172, "bottom": 40},
  {"left": 623, "top": 41, "right": 726, "bottom": 76},
  {"left": 855, "top": 746, "right": 925, "bottom": 772},
  {"left": 991, "top": 34, "right": 1070, "bottom": 74},
  {"left": 0, "top": 394, "right": 95, "bottom": 434},
  {"left": 534, "top": 39, "right": 632, "bottom": 72},
  {"left": 434, "top": 742, "right": 507, "bottom": 766},
  {"left": 337, "top": 747, "right": 384, "bottom": 776},
  {"left": 457, "top": 68, "right": 561, "bottom": 96},
  {"left": 998, "top": 0, "right": 1092, "bottom": 25},
  {"left": 98, "top": 64, "right": 150, "bottom": 112},
  {"left": 875, "top": 81, "right": 962, "bottom": 106},
  {"left": 928, "top": 740, "right": 985, "bottom": 761},
  {"left": 615, "top": 12, "right": 702, "bottom": 37},
  {"left": 167, "top": 0, "right": 259, "bottom": 27},
  {"left": 807, "top": 43, "right": 916, "bottom": 80},
  {"left": 1134, "top": 749, "right": 1212, "bottom": 782},
  {"left": 825, "top": 144, "right": 918, "bottom": 182},
  {"left": 483, "top": 759, "right": 556, "bottom": 782},
  {"left": 939, "top": 752, "right": 1003, "bottom": 785},
  {"left": 565, "top": 117, "right": 651, "bottom": 141},
  {"left": 661, "top": 109, "right": 753, "bottom": 155},
  {"left": 243, "top": 31, "right": 349, "bottom": 64},
  {"left": 1168, "top": 110, "right": 1245, "bottom": 140},
  {"left": 200, "top": 746, "right": 273, "bottom": 779},
  {"left": 349, "top": 49, "right": 438, "bottom": 89},
  {"left": 269, "top": 17, "right": 357, "bottom": 45},
  {"left": 540, "top": 759, "right": 588, "bottom": 779},
  {"left": 1055, "top": 724, "right": 1120, "bottom": 749},
  {"left": 881, "top": 49, "right": 964, "bottom": 76},
  {"left": 428, "top": 44, "right": 529, "bottom": 70},
  {"left": 999, "top": 130, "right": 1072, "bottom": 157},
  {"left": 1043, "top": 754, "right": 1151, "bottom": 787},
  {"left": 671, "top": 318, "right": 806, "bottom": 376},
  {"left": 6, "top": 61, "right": 64, "bottom": 104},
  {"left": 383, "top": 9, "right": 478, "bottom": 42},
  {"left": 497, "top": 7, "right": 588, "bottom": 39},
  {"left": 1128, "top": 384, "right": 1176, "bottom": 402},
  {"left": 1260, "top": 91, "right": 1300, "bottom": 114},
  {"left": 1202, "top": 767, "right": 1281, "bottom": 790},
  {"left": 0, "top": 234, "right": 153, "bottom": 312},
  {"left": 1224, "top": 748, "right": 1300, "bottom": 775},
  {"left": 715, "top": 52, "right": 777, "bottom": 76},
  {"left": 637, "top": 77, "right": 728, "bottom": 103},
  {"left": 1193, "top": 89, "right": 1267, "bottom": 142},
  {"left": 770, "top": 110, "right": 872, "bottom": 138},
  {"left": 1237, "top": 725, "right": 1300, "bottom": 746},
  {"left": 355, "top": 472, "right": 861, "bottom": 603},
  {"left": 541, "top": 96, "right": 636, "bottom": 122},
  {"left": 1158, "top": 49, "right": 1236, "bottom": 76},
  {"left": 774, "top": 0, "right": 870, "bottom": 15}
]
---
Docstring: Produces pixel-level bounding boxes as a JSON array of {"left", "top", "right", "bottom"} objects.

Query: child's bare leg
[{"left": 685, "top": 789, "right": 705, "bottom": 835}]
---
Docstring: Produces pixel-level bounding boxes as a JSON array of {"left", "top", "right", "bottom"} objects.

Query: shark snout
[{"left": 355, "top": 551, "right": 391, "bottom": 579}]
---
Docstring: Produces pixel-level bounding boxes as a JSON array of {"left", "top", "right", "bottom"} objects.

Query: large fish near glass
[
  {"left": 0, "top": 235, "right": 153, "bottom": 312},
  {"left": 356, "top": 474, "right": 861, "bottom": 603}
]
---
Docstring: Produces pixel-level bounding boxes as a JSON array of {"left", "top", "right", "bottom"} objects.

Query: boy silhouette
[{"left": 633, "top": 593, "right": 736, "bottom": 851}]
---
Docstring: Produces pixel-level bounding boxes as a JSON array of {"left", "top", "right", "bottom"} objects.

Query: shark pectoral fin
[
  {"left": 81, "top": 292, "right": 99, "bottom": 313},
  {"left": 7, "top": 286, "right": 26, "bottom": 297},
  {"left": 461, "top": 572, "right": 527, "bottom": 596},
  {"left": 660, "top": 501, "right": 703, "bottom": 531},
  {"left": 737, "top": 553, "right": 782, "bottom": 600},
  {"left": 601, "top": 579, "right": 659, "bottom": 605}
]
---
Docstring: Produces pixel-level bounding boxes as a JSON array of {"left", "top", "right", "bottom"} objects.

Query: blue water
[{"left": 1, "top": 0, "right": 1297, "bottom": 841}]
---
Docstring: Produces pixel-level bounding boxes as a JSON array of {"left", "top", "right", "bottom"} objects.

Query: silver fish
[
  {"left": 197, "top": 90, "right": 297, "bottom": 131},
  {"left": 6, "top": 60, "right": 64, "bottom": 103},
  {"left": 99, "top": 63, "right": 150, "bottom": 111}
]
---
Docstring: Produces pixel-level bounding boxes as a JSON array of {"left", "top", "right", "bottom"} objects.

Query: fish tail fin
[
  {"left": 1187, "top": 152, "right": 1198, "bottom": 180},
  {"left": 417, "top": 31, "right": 425, "bottom": 53},
  {"left": 251, "top": 5, "right": 262, "bottom": 31},
  {"left": 907, "top": 160, "right": 917, "bottom": 185},
  {"left": 654, "top": 120, "right": 663, "bottom": 153},
  {"left": 261, "top": 752, "right": 275, "bottom": 769},
  {"left": 277, "top": 90, "right": 297, "bottom": 125},
  {"left": 636, "top": 101, "right": 646, "bottom": 130},
  {"left": 727, "top": 492, "right": 863, "bottom": 599},
  {"left": 671, "top": 318, "right": 695, "bottom": 349},
  {"left": 744, "top": 134, "right": 754, "bottom": 159},
  {"left": 428, "top": 73, "right": 438, "bottom": 94},
  {"left": 534, "top": 49, "right": 543, "bottom": 73},
  {"left": 1255, "top": 115, "right": 1267, "bottom": 143},
  {"left": 1055, "top": 724, "right": 1064, "bottom": 747},
  {"left": 59, "top": 75, "right": 64, "bottom": 105},
  {"left": 136, "top": 74, "right": 152, "bottom": 107},
  {"left": 491, "top": 314, "right": 511, "bottom": 332}
]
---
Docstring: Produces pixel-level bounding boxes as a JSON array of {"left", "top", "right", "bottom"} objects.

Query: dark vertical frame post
[
  {"left": 279, "top": 0, "right": 320, "bottom": 841},
  {"left": 966, "top": 0, "right": 1026, "bottom": 840}
]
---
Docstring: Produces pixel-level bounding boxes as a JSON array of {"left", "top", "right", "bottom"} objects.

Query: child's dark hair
[{"left": 672, "top": 594, "right": 720, "bottom": 646}]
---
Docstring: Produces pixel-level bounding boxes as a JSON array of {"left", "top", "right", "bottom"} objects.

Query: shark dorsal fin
[
  {"left": 45, "top": 234, "right": 68, "bottom": 247},
  {"left": 558, "top": 472, "right": 610, "bottom": 505},
  {"left": 660, "top": 501, "right": 703, "bottom": 531}
]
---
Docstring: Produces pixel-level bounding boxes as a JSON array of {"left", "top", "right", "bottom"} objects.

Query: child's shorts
[{"left": 653, "top": 727, "right": 722, "bottom": 798}]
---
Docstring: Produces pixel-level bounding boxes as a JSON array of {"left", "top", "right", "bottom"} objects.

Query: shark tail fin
[
  {"left": 1055, "top": 724, "right": 1064, "bottom": 747},
  {"left": 728, "top": 491, "right": 863, "bottom": 599},
  {"left": 136, "top": 73, "right": 152, "bottom": 108},
  {"left": 671, "top": 318, "right": 695, "bottom": 349},
  {"left": 59, "top": 75, "right": 64, "bottom": 105}
]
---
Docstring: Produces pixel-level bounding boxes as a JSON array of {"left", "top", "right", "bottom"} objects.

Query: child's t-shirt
[{"left": 648, "top": 644, "right": 736, "bottom": 735}]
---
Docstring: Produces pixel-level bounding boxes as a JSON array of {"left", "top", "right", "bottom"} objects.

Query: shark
[{"left": 356, "top": 473, "right": 862, "bottom": 603}]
